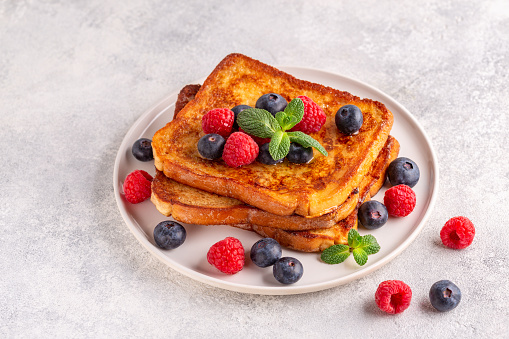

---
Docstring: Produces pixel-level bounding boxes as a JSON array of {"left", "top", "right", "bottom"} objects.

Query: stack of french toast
[{"left": 150, "top": 53, "right": 399, "bottom": 252}]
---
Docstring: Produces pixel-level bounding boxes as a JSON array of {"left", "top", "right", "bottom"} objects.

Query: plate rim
[{"left": 113, "top": 66, "right": 439, "bottom": 295}]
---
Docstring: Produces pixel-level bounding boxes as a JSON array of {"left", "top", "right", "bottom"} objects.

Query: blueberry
[
  {"left": 231, "top": 105, "right": 251, "bottom": 129},
  {"left": 250, "top": 238, "right": 282, "bottom": 267},
  {"left": 255, "top": 93, "right": 287, "bottom": 116},
  {"left": 429, "top": 280, "right": 462, "bottom": 312},
  {"left": 197, "top": 133, "right": 225, "bottom": 160},
  {"left": 153, "top": 221, "right": 186, "bottom": 250},
  {"left": 358, "top": 200, "right": 388, "bottom": 230},
  {"left": 335, "top": 104, "right": 363, "bottom": 135},
  {"left": 132, "top": 138, "right": 153, "bottom": 162},
  {"left": 257, "top": 143, "right": 283, "bottom": 165},
  {"left": 286, "top": 143, "right": 313, "bottom": 164},
  {"left": 273, "top": 257, "right": 303, "bottom": 284},
  {"left": 387, "top": 157, "right": 420, "bottom": 188}
]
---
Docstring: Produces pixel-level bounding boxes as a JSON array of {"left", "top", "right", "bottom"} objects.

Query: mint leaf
[
  {"left": 275, "top": 111, "right": 291, "bottom": 131},
  {"left": 321, "top": 244, "right": 351, "bottom": 264},
  {"left": 352, "top": 248, "right": 368, "bottom": 266},
  {"left": 281, "top": 98, "right": 305, "bottom": 131},
  {"left": 269, "top": 130, "right": 290, "bottom": 160},
  {"left": 237, "top": 108, "right": 280, "bottom": 138},
  {"left": 321, "top": 230, "right": 380, "bottom": 267},
  {"left": 359, "top": 234, "right": 381, "bottom": 255},
  {"left": 347, "top": 229, "right": 362, "bottom": 248},
  {"left": 287, "top": 131, "right": 328, "bottom": 157}
]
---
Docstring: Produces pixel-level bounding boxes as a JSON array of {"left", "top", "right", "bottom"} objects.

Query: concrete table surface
[{"left": 1, "top": 1, "right": 508, "bottom": 338}]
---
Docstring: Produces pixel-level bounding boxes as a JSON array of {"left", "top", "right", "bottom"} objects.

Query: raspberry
[
  {"left": 207, "top": 237, "right": 245, "bottom": 274},
  {"left": 238, "top": 127, "right": 270, "bottom": 145},
  {"left": 202, "top": 108, "right": 234, "bottom": 138},
  {"left": 383, "top": 184, "right": 416, "bottom": 217},
  {"left": 290, "top": 95, "right": 327, "bottom": 134},
  {"left": 123, "top": 170, "right": 153, "bottom": 204},
  {"left": 375, "top": 280, "right": 412, "bottom": 314},
  {"left": 222, "top": 132, "right": 259, "bottom": 167},
  {"left": 440, "top": 216, "right": 475, "bottom": 249}
]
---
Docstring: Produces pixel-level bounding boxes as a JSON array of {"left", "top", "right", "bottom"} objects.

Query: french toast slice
[
  {"left": 151, "top": 172, "right": 359, "bottom": 231},
  {"left": 151, "top": 135, "right": 399, "bottom": 231},
  {"left": 152, "top": 53, "right": 393, "bottom": 217}
]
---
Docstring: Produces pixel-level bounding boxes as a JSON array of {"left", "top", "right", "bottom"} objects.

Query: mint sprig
[
  {"left": 237, "top": 98, "right": 328, "bottom": 161},
  {"left": 320, "top": 229, "right": 381, "bottom": 266}
]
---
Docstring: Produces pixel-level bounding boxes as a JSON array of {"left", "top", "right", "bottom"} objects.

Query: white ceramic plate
[{"left": 113, "top": 67, "right": 438, "bottom": 295}]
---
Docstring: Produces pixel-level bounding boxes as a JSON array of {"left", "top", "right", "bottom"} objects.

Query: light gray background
[{"left": 1, "top": 1, "right": 508, "bottom": 338}]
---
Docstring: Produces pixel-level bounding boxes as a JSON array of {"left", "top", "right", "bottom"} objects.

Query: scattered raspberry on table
[
  {"left": 440, "top": 216, "right": 475, "bottom": 249},
  {"left": 375, "top": 280, "right": 412, "bottom": 314}
]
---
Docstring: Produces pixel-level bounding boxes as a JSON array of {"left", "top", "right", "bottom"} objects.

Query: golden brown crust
[
  {"left": 252, "top": 212, "right": 358, "bottom": 253},
  {"left": 369, "top": 136, "right": 400, "bottom": 198},
  {"left": 151, "top": 170, "right": 358, "bottom": 231},
  {"left": 153, "top": 53, "right": 393, "bottom": 217}
]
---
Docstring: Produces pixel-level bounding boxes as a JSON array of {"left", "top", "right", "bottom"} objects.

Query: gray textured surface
[{"left": 1, "top": 0, "right": 508, "bottom": 337}]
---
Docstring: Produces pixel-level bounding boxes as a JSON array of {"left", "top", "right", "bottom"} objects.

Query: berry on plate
[
  {"left": 383, "top": 184, "right": 416, "bottom": 217},
  {"left": 201, "top": 108, "right": 234, "bottom": 138},
  {"left": 358, "top": 200, "right": 388, "bottom": 230},
  {"left": 123, "top": 170, "right": 153, "bottom": 204},
  {"left": 375, "top": 280, "right": 412, "bottom": 314},
  {"left": 440, "top": 216, "right": 475, "bottom": 249},
  {"left": 207, "top": 237, "right": 245, "bottom": 274},
  {"left": 222, "top": 132, "right": 259, "bottom": 167},
  {"left": 250, "top": 238, "right": 282, "bottom": 267},
  {"left": 429, "top": 280, "right": 462, "bottom": 312},
  {"left": 153, "top": 221, "right": 186, "bottom": 250},
  {"left": 273, "top": 257, "right": 303, "bottom": 284},
  {"left": 387, "top": 157, "right": 420, "bottom": 188},
  {"left": 290, "top": 95, "right": 326, "bottom": 134},
  {"left": 132, "top": 138, "right": 153, "bottom": 162}
]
